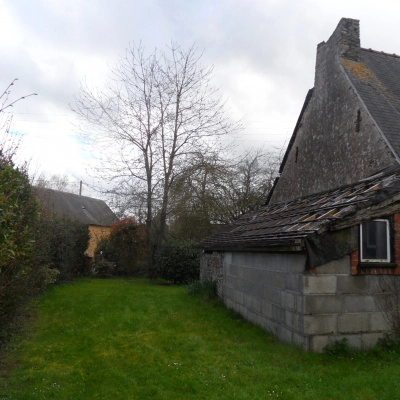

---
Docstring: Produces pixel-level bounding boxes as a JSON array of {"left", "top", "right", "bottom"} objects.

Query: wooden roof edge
[{"left": 330, "top": 196, "right": 400, "bottom": 231}]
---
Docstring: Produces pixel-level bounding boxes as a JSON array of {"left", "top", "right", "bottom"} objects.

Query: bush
[
  {"left": 32, "top": 215, "right": 90, "bottom": 282},
  {"left": 323, "top": 338, "right": 353, "bottom": 357},
  {"left": 0, "top": 157, "right": 40, "bottom": 342},
  {"left": 94, "top": 218, "right": 146, "bottom": 276},
  {"left": 93, "top": 260, "right": 116, "bottom": 278},
  {"left": 156, "top": 239, "right": 200, "bottom": 284}
]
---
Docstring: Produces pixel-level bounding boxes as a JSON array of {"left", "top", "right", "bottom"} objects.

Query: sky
[{"left": 2, "top": 0, "right": 400, "bottom": 195}]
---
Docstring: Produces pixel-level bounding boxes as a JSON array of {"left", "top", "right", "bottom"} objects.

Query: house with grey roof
[
  {"left": 200, "top": 18, "right": 400, "bottom": 351},
  {"left": 35, "top": 187, "right": 118, "bottom": 259}
]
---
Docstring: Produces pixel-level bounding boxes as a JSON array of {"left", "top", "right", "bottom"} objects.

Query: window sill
[{"left": 359, "top": 262, "right": 397, "bottom": 268}]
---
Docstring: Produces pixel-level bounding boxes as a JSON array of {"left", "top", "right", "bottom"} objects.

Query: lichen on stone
[{"left": 343, "top": 59, "right": 373, "bottom": 81}]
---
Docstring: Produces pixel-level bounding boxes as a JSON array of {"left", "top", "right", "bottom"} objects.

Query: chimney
[
  {"left": 314, "top": 18, "right": 360, "bottom": 90},
  {"left": 332, "top": 18, "right": 360, "bottom": 61}
]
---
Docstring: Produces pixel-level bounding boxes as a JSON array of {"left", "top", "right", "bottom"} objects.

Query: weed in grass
[
  {"left": 187, "top": 280, "right": 217, "bottom": 301},
  {"left": 323, "top": 338, "right": 354, "bottom": 357}
]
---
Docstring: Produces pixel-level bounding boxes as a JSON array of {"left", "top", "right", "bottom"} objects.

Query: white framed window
[{"left": 360, "top": 219, "right": 390, "bottom": 263}]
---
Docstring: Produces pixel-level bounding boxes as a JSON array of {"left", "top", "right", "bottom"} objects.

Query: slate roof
[
  {"left": 343, "top": 48, "right": 400, "bottom": 161},
  {"left": 200, "top": 165, "right": 400, "bottom": 252},
  {"left": 35, "top": 187, "right": 118, "bottom": 226}
]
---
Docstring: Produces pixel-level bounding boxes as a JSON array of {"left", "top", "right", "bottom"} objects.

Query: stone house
[
  {"left": 35, "top": 187, "right": 119, "bottom": 259},
  {"left": 200, "top": 18, "right": 400, "bottom": 351}
]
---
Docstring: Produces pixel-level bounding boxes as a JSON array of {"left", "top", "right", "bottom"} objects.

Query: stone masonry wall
[
  {"left": 200, "top": 252, "right": 224, "bottom": 297},
  {"left": 270, "top": 18, "right": 396, "bottom": 204}
]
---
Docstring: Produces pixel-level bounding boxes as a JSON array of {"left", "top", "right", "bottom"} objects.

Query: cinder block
[
  {"left": 223, "top": 286, "right": 232, "bottom": 301},
  {"left": 337, "top": 275, "right": 368, "bottom": 294},
  {"left": 292, "top": 332, "right": 307, "bottom": 349},
  {"left": 304, "top": 275, "right": 337, "bottom": 294},
  {"left": 276, "top": 324, "right": 293, "bottom": 344},
  {"left": 343, "top": 295, "right": 376, "bottom": 313},
  {"left": 227, "top": 264, "right": 239, "bottom": 278},
  {"left": 264, "top": 318, "right": 278, "bottom": 336},
  {"left": 224, "top": 252, "right": 232, "bottom": 265},
  {"left": 309, "top": 335, "right": 330, "bottom": 352},
  {"left": 256, "top": 313, "right": 266, "bottom": 328},
  {"left": 304, "top": 314, "right": 337, "bottom": 335},
  {"left": 316, "top": 256, "right": 350, "bottom": 275},
  {"left": 237, "top": 265, "right": 244, "bottom": 280},
  {"left": 261, "top": 300, "right": 273, "bottom": 318},
  {"left": 334, "top": 334, "right": 362, "bottom": 349},
  {"left": 238, "top": 304, "right": 248, "bottom": 319},
  {"left": 272, "top": 304, "right": 286, "bottom": 324},
  {"left": 249, "top": 296, "right": 262, "bottom": 314},
  {"left": 361, "top": 332, "right": 385, "bottom": 349},
  {"left": 367, "top": 275, "right": 386, "bottom": 294},
  {"left": 263, "top": 286, "right": 282, "bottom": 304},
  {"left": 285, "top": 310, "right": 304, "bottom": 331},
  {"left": 232, "top": 253, "right": 246, "bottom": 266},
  {"left": 285, "top": 274, "right": 303, "bottom": 293},
  {"left": 295, "top": 294, "right": 304, "bottom": 313},
  {"left": 271, "top": 271, "right": 286, "bottom": 289},
  {"left": 224, "top": 274, "right": 235, "bottom": 288},
  {"left": 287, "top": 254, "right": 307, "bottom": 274},
  {"left": 234, "top": 277, "right": 245, "bottom": 292},
  {"left": 225, "top": 298, "right": 233, "bottom": 310},
  {"left": 304, "top": 294, "right": 342, "bottom": 314},
  {"left": 282, "top": 291, "right": 295, "bottom": 310},
  {"left": 234, "top": 289, "right": 244, "bottom": 306},
  {"left": 338, "top": 313, "right": 369, "bottom": 333},
  {"left": 247, "top": 309, "right": 258, "bottom": 325},
  {"left": 369, "top": 311, "right": 390, "bottom": 331}
]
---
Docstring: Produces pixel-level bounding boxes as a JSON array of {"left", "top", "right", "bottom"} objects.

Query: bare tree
[
  {"left": 72, "top": 42, "right": 241, "bottom": 276},
  {"left": 33, "top": 172, "right": 80, "bottom": 194},
  {"left": 0, "top": 79, "right": 37, "bottom": 162},
  {"left": 168, "top": 148, "right": 281, "bottom": 241}
]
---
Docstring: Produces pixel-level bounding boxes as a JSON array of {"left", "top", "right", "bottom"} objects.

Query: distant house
[
  {"left": 35, "top": 187, "right": 119, "bottom": 259},
  {"left": 200, "top": 18, "right": 400, "bottom": 351}
]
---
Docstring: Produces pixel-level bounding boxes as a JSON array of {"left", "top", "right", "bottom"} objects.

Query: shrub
[
  {"left": 93, "top": 260, "right": 116, "bottom": 278},
  {"left": 32, "top": 215, "right": 90, "bottom": 282},
  {"left": 156, "top": 239, "right": 200, "bottom": 284},
  {"left": 0, "top": 157, "right": 40, "bottom": 341},
  {"left": 323, "top": 338, "right": 353, "bottom": 357},
  {"left": 94, "top": 218, "right": 146, "bottom": 276}
]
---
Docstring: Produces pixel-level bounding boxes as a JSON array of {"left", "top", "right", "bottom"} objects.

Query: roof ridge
[{"left": 361, "top": 47, "right": 400, "bottom": 59}]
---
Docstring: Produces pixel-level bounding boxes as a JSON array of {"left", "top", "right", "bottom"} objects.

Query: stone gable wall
[{"left": 270, "top": 19, "right": 396, "bottom": 204}]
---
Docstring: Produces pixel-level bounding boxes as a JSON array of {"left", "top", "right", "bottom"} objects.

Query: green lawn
[{"left": 1, "top": 278, "right": 400, "bottom": 399}]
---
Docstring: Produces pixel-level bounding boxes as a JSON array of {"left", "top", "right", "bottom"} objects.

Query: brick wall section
[{"left": 351, "top": 214, "right": 400, "bottom": 275}]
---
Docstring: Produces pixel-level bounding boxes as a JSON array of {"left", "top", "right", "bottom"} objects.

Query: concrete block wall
[
  {"left": 221, "top": 252, "right": 308, "bottom": 348},
  {"left": 304, "top": 256, "right": 389, "bottom": 352},
  {"left": 200, "top": 251, "right": 391, "bottom": 352}
]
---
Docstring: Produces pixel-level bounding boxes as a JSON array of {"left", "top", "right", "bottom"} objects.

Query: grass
[{"left": 1, "top": 278, "right": 400, "bottom": 399}]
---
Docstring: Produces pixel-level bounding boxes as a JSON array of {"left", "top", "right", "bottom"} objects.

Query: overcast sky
[{"left": 2, "top": 0, "right": 400, "bottom": 193}]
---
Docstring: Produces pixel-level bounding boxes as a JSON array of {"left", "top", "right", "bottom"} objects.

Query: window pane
[{"left": 361, "top": 220, "right": 389, "bottom": 261}]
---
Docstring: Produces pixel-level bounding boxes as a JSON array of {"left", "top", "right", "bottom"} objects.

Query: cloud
[{"left": 2, "top": 0, "right": 400, "bottom": 189}]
